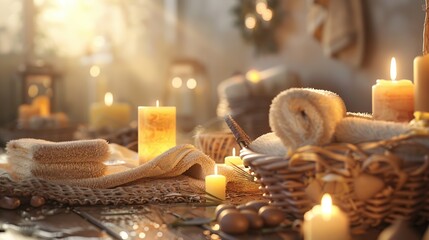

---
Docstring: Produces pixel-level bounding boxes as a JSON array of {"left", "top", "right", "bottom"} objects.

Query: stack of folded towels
[{"left": 6, "top": 139, "right": 110, "bottom": 180}]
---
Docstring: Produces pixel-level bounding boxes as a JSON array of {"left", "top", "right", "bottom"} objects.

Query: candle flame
[
  {"left": 214, "top": 164, "right": 218, "bottom": 175},
  {"left": 156, "top": 100, "right": 159, "bottom": 107},
  {"left": 321, "top": 193, "right": 332, "bottom": 214},
  {"left": 390, "top": 57, "right": 397, "bottom": 81},
  {"left": 232, "top": 148, "right": 236, "bottom": 156},
  {"left": 104, "top": 92, "right": 113, "bottom": 106}
]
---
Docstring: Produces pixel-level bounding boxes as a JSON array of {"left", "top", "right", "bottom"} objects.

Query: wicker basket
[
  {"left": 225, "top": 116, "right": 429, "bottom": 232},
  {"left": 194, "top": 131, "right": 240, "bottom": 163}
]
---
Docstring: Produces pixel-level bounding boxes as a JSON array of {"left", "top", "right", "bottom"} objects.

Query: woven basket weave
[
  {"left": 225, "top": 115, "right": 429, "bottom": 232},
  {"left": 194, "top": 131, "right": 239, "bottom": 163}
]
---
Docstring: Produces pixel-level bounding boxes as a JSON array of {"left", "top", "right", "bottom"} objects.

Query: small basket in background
[{"left": 194, "top": 131, "right": 240, "bottom": 163}]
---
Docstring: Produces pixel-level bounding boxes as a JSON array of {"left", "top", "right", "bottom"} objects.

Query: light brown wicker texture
[
  {"left": 240, "top": 133, "right": 429, "bottom": 232},
  {"left": 194, "top": 132, "right": 240, "bottom": 163},
  {"left": 226, "top": 113, "right": 429, "bottom": 231}
]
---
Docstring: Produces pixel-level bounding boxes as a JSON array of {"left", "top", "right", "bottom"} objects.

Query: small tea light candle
[
  {"left": 303, "top": 194, "right": 350, "bottom": 240},
  {"left": 205, "top": 164, "right": 226, "bottom": 201},
  {"left": 372, "top": 57, "right": 414, "bottom": 122},
  {"left": 138, "top": 100, "right": 176, "bottom": 164},
  {"left": 224, "top": 148, "right": 243, "bottom": 166}
]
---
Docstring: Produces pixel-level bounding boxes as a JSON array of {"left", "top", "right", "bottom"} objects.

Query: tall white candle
[{"left": 303, "top": 194, "right": 350, "bottom": 240}]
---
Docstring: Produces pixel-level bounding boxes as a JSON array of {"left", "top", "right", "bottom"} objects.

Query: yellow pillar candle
[
  {"left": 89, "top": 92, "right": 131, "bottom": 130},
  {"left": 303, "top": 194, "right": 350, "bottom": 240},
  {"left": 205, "top": 164, "right": 226, "bottom": 201},
  {"left": 372, "top": 58, "right": 414, "bottom": 122},
  {"left": 138, "top": 100, "right": 176, "bottom": 164},
  {"left": 224, "top": 148, "right": 243, "bottom": 166},
  {"left": 414, "top": 54, "right": 429, "bottom": 118}
]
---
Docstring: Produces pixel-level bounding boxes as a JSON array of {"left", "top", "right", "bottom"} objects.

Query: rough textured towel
[
  {"left": 249, "top": 132, "right": 287, "bottom": 156},
  {"left": 38, "top": 144, "right": 215, "bottom": 189},
  {"left": 335, "top": 117, "right": 411, "bottom": 144},
  {"left": 9, "top": 160, "right": 106, "bottom": 180},
  {"left": 269, "top": 88, "right": 346, "bottom": 153},
  {"left": 6, "top": 139, "right": 109, "bottom": 163}
]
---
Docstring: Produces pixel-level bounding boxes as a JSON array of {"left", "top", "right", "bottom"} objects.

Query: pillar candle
[
  {"left": 224, "top": 148, "right": 243, "bottom": 166},
  {"left": 205, "top": 165, "right": 226, "bottom": 201},
  {"left": 138, "top": 100, "right": 176, "bottom": 164},
  {"left": 414, "top": 55, "right": 429, "bottom": 118},
  {"left": 89, "top": 92, "right": 131, "bottom": 130},
  {"left": 303, "top": 194, "right": 350, "bottom": 240},
  {"left": 372, "top": 58, "right": 414, "bottom": 122}
]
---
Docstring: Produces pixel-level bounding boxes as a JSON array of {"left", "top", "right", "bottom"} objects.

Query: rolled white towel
[
  {"left": 269, "top": 88, "right": 347, "bottom": 152},
  {"left": 335, "top": 117, "right": 411, "bottom": 144},
  {"left": 249, "top": 132, "right": 287, "bottom": 156}
]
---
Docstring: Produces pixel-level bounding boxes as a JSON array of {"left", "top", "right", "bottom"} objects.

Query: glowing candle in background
[
  {"left": 224, "top": 148, "right": 243, "bottom": 166},
  {"left": 372, "top": 57, "right": 414, "bottom": 122},
  {"left": 303, "top": 194, "right": 350, "bottom": 240},
  {"left": 89, "top": 92, "right": 131, "bottom": 130},
  {"left": 205, "top": 164, "right": 226, "bottom": 201},
  {"left": 138, "top": 100, "right": 176, "bottom": 164}
]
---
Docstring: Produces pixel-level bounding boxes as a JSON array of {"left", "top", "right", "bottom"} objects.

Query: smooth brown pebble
[
  {"left": 237, "top": 204, "right": 256, "bottom": 212},
  {"left": 0, "top": 196, "right": 21, "bottom": 210},
  {"left": 241, "top": 210, "right": 264, "bottom": 230},
  {"left": 258, "top": 206, "right": 285, "bottom": 227},
  {"left": 30, "top": 196, "right": 46, "bottom": 207},
  {"left": 245, "top": 200, "right": 269, "bottom": 212},
  {"left": 218, "top": 210, "right": 249, "bottom": 235},
  {"left": 215, "top": 204, "right": 237, "bottom": 220}
]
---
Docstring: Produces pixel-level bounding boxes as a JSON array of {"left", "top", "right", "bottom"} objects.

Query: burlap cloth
[{"left": 0, "top": 144, "right": 260, "bottom": 205}]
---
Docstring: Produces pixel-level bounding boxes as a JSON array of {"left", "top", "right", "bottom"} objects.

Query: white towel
[
  {"left": 335, "top": 117, "right": 411, "bottom": 144},
  {"left": 269, "top": 88, "right": 346, "bottom": 153}
]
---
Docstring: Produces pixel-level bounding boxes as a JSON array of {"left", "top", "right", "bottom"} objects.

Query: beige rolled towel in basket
[{"left": 269, "top": 88, "right": 347, "bottom": 153}]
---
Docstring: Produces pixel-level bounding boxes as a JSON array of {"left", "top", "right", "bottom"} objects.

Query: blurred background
[{"left": 0, "top": 0, "right": 424, "bottom": 145}]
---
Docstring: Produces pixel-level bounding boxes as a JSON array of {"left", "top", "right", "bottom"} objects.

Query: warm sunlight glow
[
  {"left": 90, "top": 65, "right": 101, "bottom": 77},
  {"left": 186, "top": 78, "right": 197, "bottom": 89},
  {"left": 246, "top": 69, "right": 261, "bottom": 83},
  {"left": 262, "top": 9, "right": 273, "bottom": 21},
  {"left": 390, "top": 57, "right": 397, "bottom": 81},
  {"left": 245, "top": 15, "right": 256, "bottom": 29},
  {"left": 104, "top": 92, "right": 113, "bottom": 106},
  {"left": 321, "top": 194, "right": 332, "bottom": 214},
  {"left": 171, "top": 77, "right": 182, "bottom": 88}
]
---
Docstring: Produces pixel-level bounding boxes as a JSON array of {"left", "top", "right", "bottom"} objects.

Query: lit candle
[
  {"left": 138, "top": 100, "right": 176, "bottom": 164},
  {"left": 372, "top": 57, "right": 414, "bottom": 122},
  {"left": 89, "top": 92, "right": 131, "bottom": 130},
  {"left": 303, "top": 194, "right": 350, "bottom": 240},
  {"left": 32, "top": 96, "right": 50, "bottom": 117},
  {"left": 205, "top": 164, "right": 226, "bottom": 201},
  {"left": 414, "top": 55, "right": 429, "bottom": 119},
  {"left": 224, "top": 148, "right": 243, "bottom": 166}
]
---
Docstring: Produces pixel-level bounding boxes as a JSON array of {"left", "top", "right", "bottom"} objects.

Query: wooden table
[{"left": 0, "top": 203, "right": 306, "bottom": 240}]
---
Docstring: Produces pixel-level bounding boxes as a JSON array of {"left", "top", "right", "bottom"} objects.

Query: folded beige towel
[
  {"left": 6, "top": 139, "right": 110, "bottom": 163},
  {"left": 42, "top": 144, "right": 215, "bottom": 189},
  {"left": 10, "top": 160, "right": 106, "bottom": 180},
  {"left": 249, "top": 132, "right": 287, "bottom": 156},
  {"left": 269, "top": 88, "right": 346, "bottom": 153},
  {"left": 335, "top": 117, "right": 411, "bottom": 144}
]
